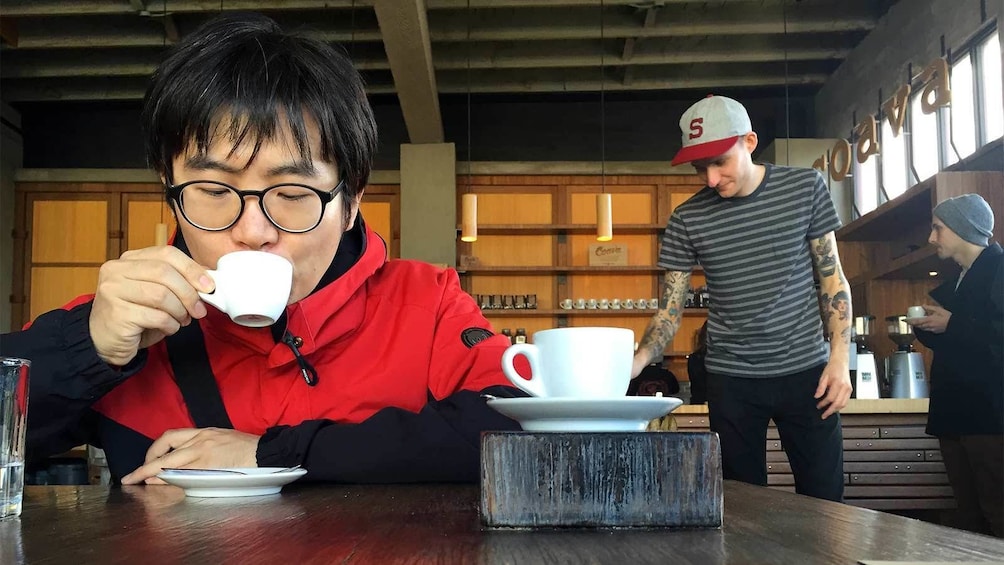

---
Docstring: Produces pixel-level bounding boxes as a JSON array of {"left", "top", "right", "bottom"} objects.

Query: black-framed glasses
[{"left": 166, "top": 179, "right": 345, "bottom": 233}]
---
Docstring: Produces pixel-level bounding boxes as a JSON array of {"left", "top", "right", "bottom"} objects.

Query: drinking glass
[{"left": 1, "top": 357, "right": 30, "bottom": 520}]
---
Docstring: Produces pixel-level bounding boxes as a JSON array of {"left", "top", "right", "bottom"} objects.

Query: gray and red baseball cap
[{"left": 671, "top": 95, "right": 753, "bottom": 166}]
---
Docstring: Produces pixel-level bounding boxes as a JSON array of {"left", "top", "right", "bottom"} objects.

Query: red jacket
[{"left": 6, "top": 220, "right": 523, "bottom": 482}]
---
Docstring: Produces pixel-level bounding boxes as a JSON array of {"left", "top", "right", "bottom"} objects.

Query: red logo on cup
[{"left": 689, "top": 118, "right": 704, "bottom": 139}]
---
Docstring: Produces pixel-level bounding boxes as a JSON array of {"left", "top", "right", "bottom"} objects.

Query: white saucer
[
  {"left": 157, "top": 467, "right": 308, "bottom": 498},
  {"left": 486, "top": 396, "right": 683, "bottom": 432}
]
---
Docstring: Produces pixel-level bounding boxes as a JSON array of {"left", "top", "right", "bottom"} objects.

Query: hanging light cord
[
  {"left": 466, "top": 0, "right": 472, "bottom": 185},
  {"left": 783, "top": 0, "right": 790, "bottom": 164},
  {"left": 779, "top": 0, "right": 787, "bottom": 163},
  {"left": 600, "top": 0, "right": 605, "bottom": 190}
]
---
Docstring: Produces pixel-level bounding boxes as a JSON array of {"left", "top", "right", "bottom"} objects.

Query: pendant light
[
  {"left": 596, "top": 0, "right": 613, "bottom": 242},
  {"left": 460, "top": 0, "right": 478, "bottom": 242}
]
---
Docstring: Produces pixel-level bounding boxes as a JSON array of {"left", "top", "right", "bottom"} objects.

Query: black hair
[{"left": 142, "top": 12, "right": 378, "bottom": 220}]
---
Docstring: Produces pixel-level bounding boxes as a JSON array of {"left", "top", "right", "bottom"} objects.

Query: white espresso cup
[
  {"left": 198, "top": 251, "right": 293, "bottom": 327},
  {"left": 559, "top": 298, "right": 573, "bottom": 310},
  {"left": 907, "top": 306, "right": 926, "bottom": 319},
  {"left": 501, "top": 327, "right": 634, "bottom": 398}
]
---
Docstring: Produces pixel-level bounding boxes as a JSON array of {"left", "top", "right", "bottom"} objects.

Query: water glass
[{"left": 1, "top": 357, "right": 30, "bottom": 520}]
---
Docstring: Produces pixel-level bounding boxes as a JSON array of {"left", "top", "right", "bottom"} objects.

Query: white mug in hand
[
  {"left": 907, "top": 306, "right": 926, "bottom": 319},
  {"left": 500, "top": 327, "right": 634, "bottom": 398},
  {"left": 198, "top": 251, "right": 293, "bottom": 327}
]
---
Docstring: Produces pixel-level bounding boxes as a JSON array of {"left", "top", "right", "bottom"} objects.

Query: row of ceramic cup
[{"left": 559, "top": 298, "right": 659, "bottom": 310}]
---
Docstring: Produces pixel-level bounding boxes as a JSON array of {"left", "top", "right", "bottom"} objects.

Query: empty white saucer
[
  {"left": 157, "top": 467, "right": 308, "bottom": 498},
  {"left": 486, "top": 396, "right": 683, "bottom": 432}
]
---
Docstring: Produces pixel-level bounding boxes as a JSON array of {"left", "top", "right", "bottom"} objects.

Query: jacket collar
[
  {"left": 173, "top": 216, "right": 388, "bottom": 355},
  {"left": 930, "top": 242, "right": 1002, "bottom": 304}
]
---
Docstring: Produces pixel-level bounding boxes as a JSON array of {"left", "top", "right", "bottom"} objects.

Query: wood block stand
[{"left": 480, "top": 431, "right": 722, "bottom": 528}]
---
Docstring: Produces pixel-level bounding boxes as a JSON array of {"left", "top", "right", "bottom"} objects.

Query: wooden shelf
[
  {"left": 460, "top": 266, "right": 665, "bottom": 275},
  {"left": 457, "top": 223, "right": 665, "bottom": 235},
  {"left": 480, "top": 308, "right": 708, "bottom": 317}
]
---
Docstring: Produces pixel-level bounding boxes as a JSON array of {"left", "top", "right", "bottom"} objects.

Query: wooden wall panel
[
  {"left": 31, "top": 200, "right": 109, "bottom": 263},
  {"left": 477, "top": 192, "right": 553, "bottom": 224},
  {"left": 125, "top": 199, "right": 176, "bottom": 251},
  {"left": 468, "top": 235, "right": 553, "bottom": 267},
  {"left": 568, "top": 189, "right": 655, "bottom": 224},
  {"left": 29, "top": 266, "right": 101, "bottom": 320}
]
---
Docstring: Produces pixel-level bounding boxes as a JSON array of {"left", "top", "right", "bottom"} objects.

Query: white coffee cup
[
  {"left": 559, "top": 298, "right": 573, "bottom": 310},
  {"left": 623, "top": 299, "right": 635, "bottom": 309},
  {"left": 198, "top": 251, "right": 293, "bottom": 327},
  {"left": 574, "top": 298, "right": 586, "bottom": 309},
  {"left": 599, "top": 299, "right": 610, "bottom": 309},
  {"left": 907, "top": 306, "right": 926, "bottom": 319},
  {"left": 500, "top": 327, "right": 634, "bottom": 398},
  {"left": 611, "top": 299, "right": 621, "bottom": 310},
  {"left": 587, "top": 299, "right": 598, "bottom": 309}
]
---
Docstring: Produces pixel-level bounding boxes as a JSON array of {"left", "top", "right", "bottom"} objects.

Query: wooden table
[{"left": 3, "top": 481, "right": 1004, "bottom": 564}]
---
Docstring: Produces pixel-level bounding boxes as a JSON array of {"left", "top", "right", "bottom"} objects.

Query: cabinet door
[
  {"left": 123, "top": 193, "right": 176, "bottom": 251},
  {"left": 359, "top": 192, "right": 399, "bottom": 259},
  {"left": 26, "top": 193, "right": 119, "bottom": 322}
]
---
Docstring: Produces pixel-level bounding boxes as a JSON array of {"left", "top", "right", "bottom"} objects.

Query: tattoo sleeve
[
  {"left": 811, "top": 232, "right": 853, "bottom": 351},
  {"left": 636, "top": 270, "right": 692, "bottom": 365}
]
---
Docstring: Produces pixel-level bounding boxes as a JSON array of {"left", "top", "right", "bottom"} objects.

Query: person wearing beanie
[
  {"left": 909, "top": 193, "right": 1003, "bottom": 537},
  {"left": 632, "top": 95, "right": 852, "bottom": 503}
]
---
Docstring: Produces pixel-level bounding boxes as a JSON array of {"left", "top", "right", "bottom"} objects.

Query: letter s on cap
[{"left": 689, "top": 118, "right": 704, "bottom": 140}]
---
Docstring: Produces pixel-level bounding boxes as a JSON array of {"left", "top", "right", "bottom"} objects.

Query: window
[
  {"left": 909, "top": 92, "right": 940, "bottom": 183},
  {"left": 979, "top": 32, "right": 1002, "bottom": 142},
  {"left": 948, "top": 53, "right": 976, "bottom": 163},
  {"left": 853, "top": 147, "right": 878, "bottom": 216},
  {"left": 881, "top": 117, "right": 909, "bottom": 199}
]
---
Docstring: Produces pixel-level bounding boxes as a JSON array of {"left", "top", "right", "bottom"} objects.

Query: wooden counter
[
  {"left": 674, "top": 398, "right": 929, "bottom": 415},
  {"left": 670, "top": 398, "right": 949, "bottom": 513}
]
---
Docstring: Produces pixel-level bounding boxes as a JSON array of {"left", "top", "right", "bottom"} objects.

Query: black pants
[
  {"left": 939, "top": 435, "right": 1004, "bottom": 537},
  {"left": 707, "top": 364, "right": 844, "bottom": 502}
]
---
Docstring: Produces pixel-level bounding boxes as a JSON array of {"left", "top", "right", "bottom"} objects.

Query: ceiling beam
[
  {"left": 9, "top": 17, "right": 382, "bottom": 49},
  {"left": 0, "top": 0, "right": 371, "bottom": 17},
  {"left": 0, "top": 44, "right": 846, "bottom": 79},
  {"left": 622, "top": 5, "right": 659, "bottom": 85},
  {"left": 373, "top": 0, "right": 444, "bottom": 143}
]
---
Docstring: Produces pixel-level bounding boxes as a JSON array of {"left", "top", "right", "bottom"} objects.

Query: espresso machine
[
  {"left": 885, "top": 315, "right": 929, "bottom": 398},
  {"left": 851, "top": 315, "right": 880, "bottom": 399}
]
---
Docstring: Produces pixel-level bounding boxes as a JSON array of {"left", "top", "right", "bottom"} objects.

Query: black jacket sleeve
[
  {"left": 256, "top": 384, "right": 524, "bottom": 483},
  {"left": 0, "top": 302, "right": 146, "bottom": 460}
]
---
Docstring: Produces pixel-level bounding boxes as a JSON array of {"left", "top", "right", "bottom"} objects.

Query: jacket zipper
[{"left": 281, "top": 331, "right": 319, "bottom": 386}]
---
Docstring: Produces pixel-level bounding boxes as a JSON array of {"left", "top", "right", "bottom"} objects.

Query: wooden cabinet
[
  {"left": 11, "top": 177, "right": 400, "bottom": 330},
  {"left": 836, "top": 171, "right": 1003, "bottom": 364},
  {"left": 676, "top": 400, "right": 954, "bottom": 513},
  {"left": 457, "top": 174, "right": 708, "bottom": 379}
]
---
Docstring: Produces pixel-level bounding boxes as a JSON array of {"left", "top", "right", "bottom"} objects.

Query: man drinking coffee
[{"left": 1, "top": 12, "right": 521, "bottom": 484}]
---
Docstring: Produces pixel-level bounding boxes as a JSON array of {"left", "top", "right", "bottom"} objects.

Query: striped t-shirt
[{"left": 659, "top": 164, "right": 842, "bottom": 377}]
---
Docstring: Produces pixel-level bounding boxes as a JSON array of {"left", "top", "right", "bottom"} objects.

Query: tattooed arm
[
  {"left": 632, "top": 270, "right": 692, "bottom": 378},
  {"left": 809, "top": 231, "right": 853, "bottom": 419}
]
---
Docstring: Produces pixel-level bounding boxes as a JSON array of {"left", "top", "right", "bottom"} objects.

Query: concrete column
[
  {"left": 399, "top": 143, "right": 456, "bottom": 265},
  {"left": 1, "top": 103, "right": 23, "bottom": 331},
  {"left": 762, "top": 138, "right": 851, "bottom": 224}
]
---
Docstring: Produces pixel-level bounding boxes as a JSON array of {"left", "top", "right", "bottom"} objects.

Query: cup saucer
[
  {"left": 486, "top": 396, "right": 683, "bottom": 432},
  {"left": 156, "top": 467, "right": 307, "bottom": 498}
]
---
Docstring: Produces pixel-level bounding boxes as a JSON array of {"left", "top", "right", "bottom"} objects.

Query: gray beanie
[{"left": 933, "top": 194, "right": 994, "bottom": 246}]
